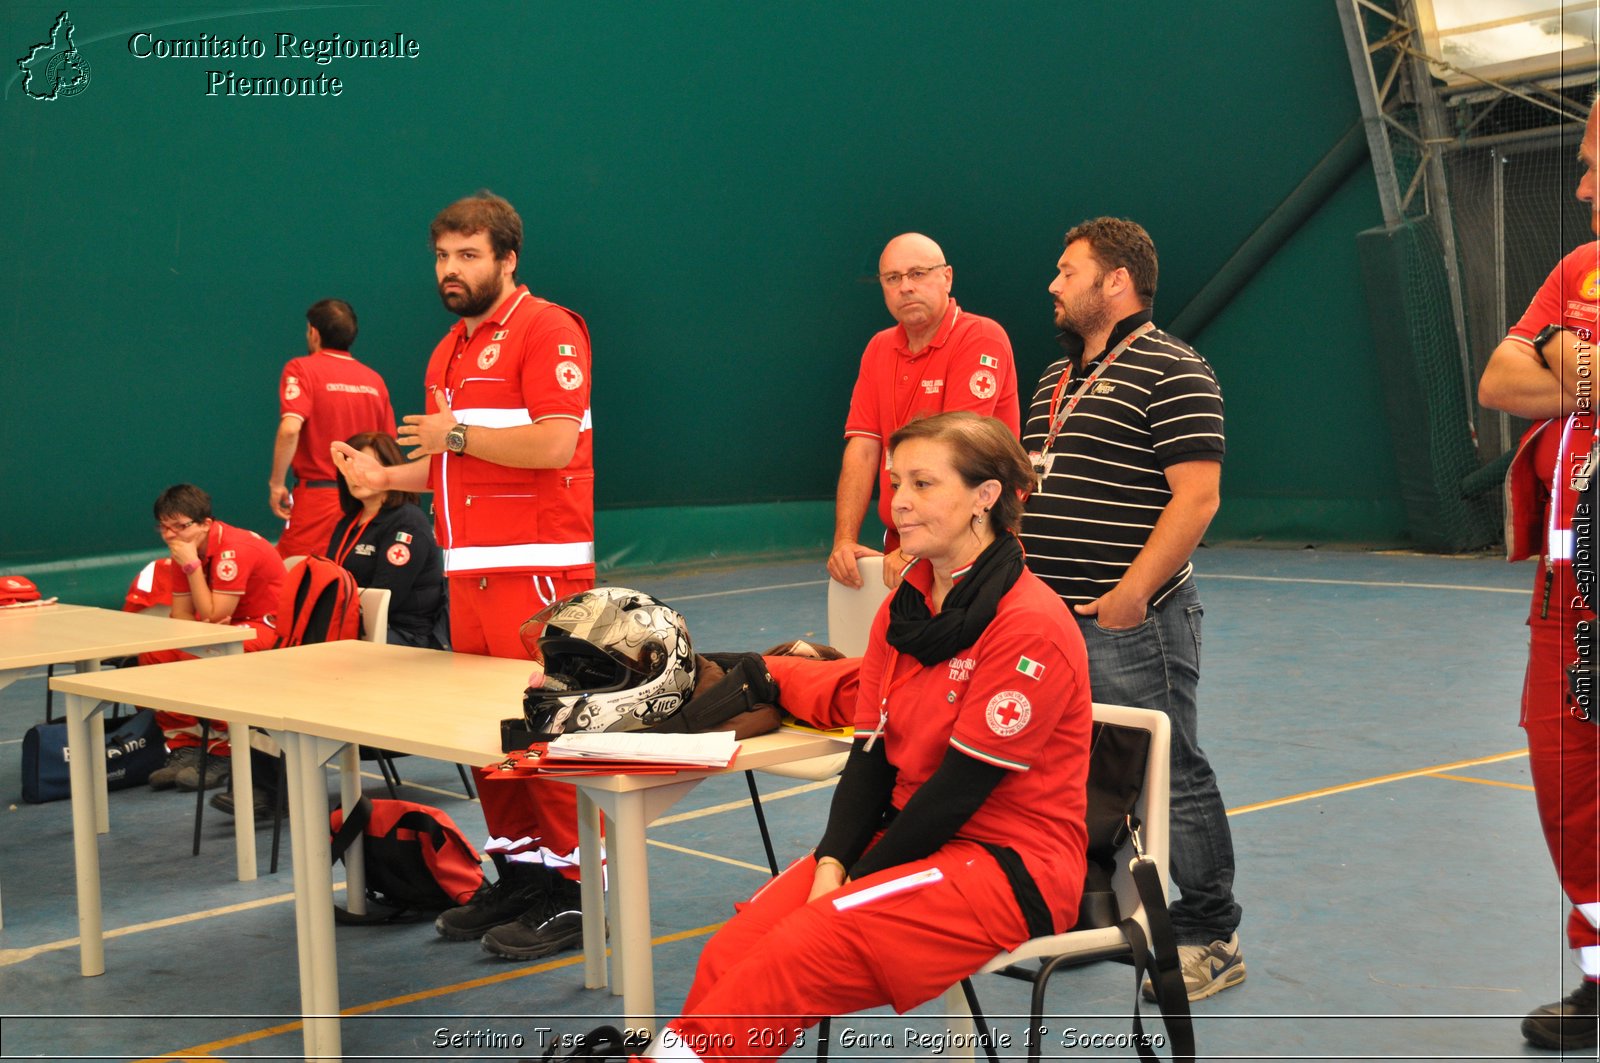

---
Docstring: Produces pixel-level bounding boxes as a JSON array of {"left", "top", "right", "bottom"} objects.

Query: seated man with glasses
[
  {"left": 136, "top": 483, "right": 285, "bottom": 792},
  {"left": 829, "top": 232, "right": 1020, "bottom": 592}
]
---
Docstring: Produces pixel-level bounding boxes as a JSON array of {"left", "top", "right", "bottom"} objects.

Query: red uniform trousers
[
  {"left": 1523, "top": 620, "right": 1600, "bottom": 972},
  {"left": 455, "top": 571, "right": 591, "bottom": 880},
  {"left": 275, "top": 485, "right": 343, "bottom": 559},
  {"left": 138, "top": 620, "right": 278, "bottom": 755},
  {"left": 654, "top": 844, "right": 1030, "bottom": 1063}
]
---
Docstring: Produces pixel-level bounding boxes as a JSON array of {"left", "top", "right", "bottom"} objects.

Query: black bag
[
  {"left": 652, "top": 652, "right": 782, "bottom": 738},
  {"left": 329, "top": 796, "right": 487, "bottom": 922},
  {"left": 21, "top": 708, "right": 164, "bottom": 804},
  {"left": 1074, "top": 720, "right": 1152, "bottom": 930}
]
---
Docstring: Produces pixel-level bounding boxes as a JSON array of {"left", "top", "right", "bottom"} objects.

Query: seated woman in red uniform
[
  {"left": 327, "top": 431, "right": 448, "bottom": 649},
  {"left": 598, "top": 411, "right": 1093, "bottom": 1063}
]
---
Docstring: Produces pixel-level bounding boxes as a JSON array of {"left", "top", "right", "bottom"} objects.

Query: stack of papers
[{"left": 543, "top": 730, "right": 740, "bottom": 770}]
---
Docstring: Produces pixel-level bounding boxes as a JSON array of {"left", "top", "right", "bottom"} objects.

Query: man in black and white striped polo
[{"left": 1019, "top": 217, "right": 1243, "bottom": 1002}]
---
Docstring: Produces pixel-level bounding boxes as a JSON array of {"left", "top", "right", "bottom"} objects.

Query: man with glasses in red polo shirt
[{"left": 828, "top": 233, "right": 1019, "bottom": 592}]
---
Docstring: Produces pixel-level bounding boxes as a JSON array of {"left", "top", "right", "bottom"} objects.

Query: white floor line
[
  {"left": 1202, "top": 572, "right": 1526, "bottom": 595},
  {"left": 668, "top": 579, "right": 828, "bottom": 602},
  {"left": 0, "top": 887, "right": 323, "bottom": 967}
]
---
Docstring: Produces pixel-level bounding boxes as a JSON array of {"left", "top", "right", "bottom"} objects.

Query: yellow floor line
[
  {"left": 1427, "top": 771, "right": 1535, "bottom": 791},
  {"left": 130, "top": 921, "right": 728, "bottom": 1063},
  {"left": 647, "top": 838, "right": 771, "bottom": 873},
  {"left": 1227, "top": 749, "right": 1529, "bottom": 816}
]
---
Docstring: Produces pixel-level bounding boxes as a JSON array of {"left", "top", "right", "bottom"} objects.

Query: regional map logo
[{"left": 17, "top": 11, "right": 91, "bottom": 101}]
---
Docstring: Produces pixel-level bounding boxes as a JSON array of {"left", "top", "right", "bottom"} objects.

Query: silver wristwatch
[{"left": 444, "top": 423, "right": 469, "bottom": 455}]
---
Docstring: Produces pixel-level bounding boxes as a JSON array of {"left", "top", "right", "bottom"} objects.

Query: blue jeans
[{"left": 1076, "top": 580, "right": 1241, "bottom": 944}]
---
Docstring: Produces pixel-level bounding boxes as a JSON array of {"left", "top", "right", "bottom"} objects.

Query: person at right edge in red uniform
[
  {"left": 333, "top": 191, "right": 595, "bottom": 961},
  {"left": 1479, "top": 97, "right": 1600, "bottom": 1052},
  {"left": 555, "top": 412, "right": 1092, "bottom": 1063}
]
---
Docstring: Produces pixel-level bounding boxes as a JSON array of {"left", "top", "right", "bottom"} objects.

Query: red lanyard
[
  {"left": 331, "top": 514, "right": 374, "bottom": 568},
  {"left": 1040, "top": 321, "right": 1156, "bottom": 454},
  {"left": 864, "top": 645, "right": 922, "bottom": 752}
]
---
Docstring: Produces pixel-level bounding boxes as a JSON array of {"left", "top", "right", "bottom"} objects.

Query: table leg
[
  {"left": 75, "top": 660, "right": 110, "bottom": 835},
  {"left": 575, "top": 791, "right": 606, "bottom": 991},
  {"left": 230, "top": 726, "right": 257, "bottom": 881},
  {"left": 339, "top": 745, "right": 365, "bottom": 916},
  {"left": 277, "top": 729, "right": 318, "bottom": 1057},
  {"left": 298, "top": 733, "right": 343, "bottom": 1062},
  {"left": 608, "top": 794, "right": 657, "bottom": 1030},
  {"left": 65, "top": 691, "right": 106, "bottom": 977}
]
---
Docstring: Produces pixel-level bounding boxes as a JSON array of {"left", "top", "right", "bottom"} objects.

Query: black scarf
[{"left": 886, "top": 535, "right": 1025, "bottom": 665}]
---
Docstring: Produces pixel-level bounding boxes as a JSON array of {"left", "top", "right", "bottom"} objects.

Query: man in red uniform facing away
[
  {"left": 269, "top": 298, "right": 396, "bottom": 558},
  {"left": 828, "top": 233, "right": 1020, "bottom": 591},
  {"left": 138, "top": 484, "right": 284, "bottom": 792},
  {"left": 1478, "top": 97, "right": 1600, "bottom": 1052},
  {"left": 332, "top": 191, "right": 594, "bottom": 960}
]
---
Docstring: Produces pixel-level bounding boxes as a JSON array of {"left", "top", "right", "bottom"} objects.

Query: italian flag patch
[
  {"left": 979, "top": 353, "right": 998, "bottom": 368},
  {"left": 558, "top": 344, "right": 576, "bottom": 357},
  {"left": 1016, "top": 656, "right": 1045, "bottom": 680}
]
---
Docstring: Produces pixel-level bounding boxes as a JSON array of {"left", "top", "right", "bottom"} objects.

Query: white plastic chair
[
  {"left": 825, "top": 554, "right": 890, "bottom": 656},
  {"left": 937, "top": 702, "right": 1178, "bottom": 1062}
]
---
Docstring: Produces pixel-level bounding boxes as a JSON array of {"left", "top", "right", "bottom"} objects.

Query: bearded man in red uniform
[
  {"left": 1479, "top": 99, "right": 1600, "bottom": 1052},
  {"left": 333, "top": 191, "right": 594, "bottom": 960}
]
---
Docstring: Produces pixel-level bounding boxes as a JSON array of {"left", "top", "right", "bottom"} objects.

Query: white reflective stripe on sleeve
[
  {"left": 1580, "top": 945, "right": 1600, "bottom": 978},
  {"left": 136, "top": 561, "right": 158, "bottom": 593},
  {"left": 455, "top": 406, "right": 534, "bottom": 428},
  {"left": 831, "top": 866, "right": 944, "bottom": 911},
  {"left": 443, "top": 542, "right": 595, "bottom": 572},
  {"left": 581, "top": 407, "right": 592, "bottom": 431},
  {"left": 1551, "top": 530, "right": 1575, "bottom": 562},
  {"left": 645, "top": 1027, "right": 705, "bottom": 1061},
  {"left": 1578, "top": 902, "right": 1600, "bottom": 929}
]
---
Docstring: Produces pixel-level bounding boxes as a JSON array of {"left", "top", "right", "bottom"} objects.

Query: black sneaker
[
  {"left": 147, "top": 746, "right": 201, "bottom": 790},
  {"left": 1523, "top": 978, "right": 1600, "bottom": 1050},
  {"left": 434, "top": 865, "right": 550, "bottom": 941},
  {"left": 482, "top": 875, "right": 584, "bottom": 960}
]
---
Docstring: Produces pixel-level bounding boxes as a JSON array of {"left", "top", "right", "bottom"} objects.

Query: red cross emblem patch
[
  {"left": 985, "top": 690, "right": 1031, "bottom": 736},
  {"left": 969, "top": 369, "right": 996, "bottom": 400},
  {"left": 556, "top": 360, "right": 584, "bottom": 391},
  {"left": 386, "top": 543, "right": 411, "bottom": 566},
  {"left": 216, "top": 559, "right": 238, "bottom": 583}
]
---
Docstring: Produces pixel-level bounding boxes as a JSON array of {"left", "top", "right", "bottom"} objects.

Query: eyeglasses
[
  {"left": 156, "top": 519, "right": 198, "bottom": 535},
  {"left": 878, "top": 264, "right": 948, "bottom": 287}
]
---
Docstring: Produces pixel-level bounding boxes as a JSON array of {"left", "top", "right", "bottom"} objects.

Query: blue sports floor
[{"left": 0, "top": 546, "right": 1581, "bottom": 1061}]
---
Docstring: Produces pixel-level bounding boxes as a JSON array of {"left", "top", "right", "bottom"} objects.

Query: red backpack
[
  {"left": 330, "top": 797, "right": 486, "bottom": 920},
  {"left": 278, "top": 556, "right": 360, "bottom": 646}
]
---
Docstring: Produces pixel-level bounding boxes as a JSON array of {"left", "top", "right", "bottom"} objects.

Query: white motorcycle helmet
[{"left": 520, "top": 587, "right": 697, "bottom": 740}]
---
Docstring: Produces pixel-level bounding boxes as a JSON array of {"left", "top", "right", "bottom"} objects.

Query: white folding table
[
  {"left": 3, "top": 603, "right": 251, "bottom": 932},
  {"left": 51, "top": 640, "right": 842, "bottom": 1062}
]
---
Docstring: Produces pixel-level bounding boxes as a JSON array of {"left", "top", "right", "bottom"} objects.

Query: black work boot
[
  {"left": 482, "top": 870, "right": 584, "bottom": 959},
  {"left": 1523, "top": 978, "right": 1600, "bottom": 1050},
  {"left": 434, "top": 857, "right": 550, "bottom": 941}
]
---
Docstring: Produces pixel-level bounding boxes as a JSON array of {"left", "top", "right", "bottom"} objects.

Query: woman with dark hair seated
[
  {"left": 569, "top": 412, "right": 1093, "bottom": 1063},
  {"left": 328, "top": 431, "right": 448, "bottom": 649}
]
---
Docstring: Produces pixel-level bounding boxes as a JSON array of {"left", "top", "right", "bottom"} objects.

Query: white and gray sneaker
[{"left": 1143, "top": 932, "right": 1245, "bottom": 1002}]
